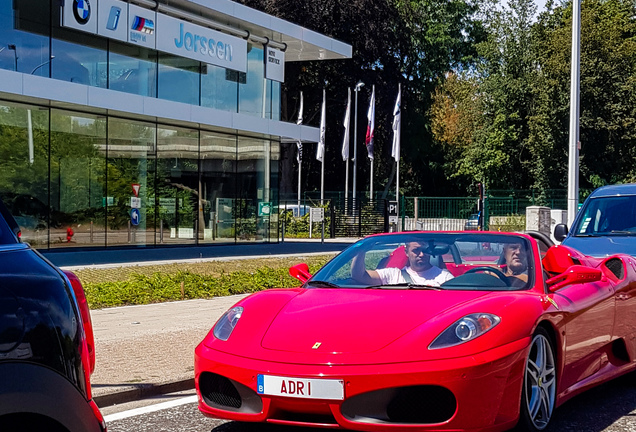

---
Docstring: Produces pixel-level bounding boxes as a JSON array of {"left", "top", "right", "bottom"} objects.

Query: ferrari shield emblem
[
  {"left": 312, "top": 342, "right": 322, "bottom": 349},
  {"left": 546, "top": 296, "right": 559, "bottom": 310}
]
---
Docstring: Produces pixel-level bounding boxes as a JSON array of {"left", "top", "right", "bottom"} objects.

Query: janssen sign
[
  {"left": 62, "top": 0, "right": 247, "bottom": 72},
  {"left": 156, "top": 14, "right": 247, "bottom": 73}
]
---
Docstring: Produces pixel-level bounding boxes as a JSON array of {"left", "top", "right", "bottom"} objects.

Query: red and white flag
[
  {"left": 296, "top": 91, "right": 304, "bottom": 163},
  {"left": 365, "top": 85, "right": 375, "bottom": 160},
  {"left": 341, "top": 88, "right": 351, "bottom": 161}
]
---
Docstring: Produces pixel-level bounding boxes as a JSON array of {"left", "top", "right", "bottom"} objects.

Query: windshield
[
  {"left": 309, "top": 233, "right": 534, "bottom": 291},
  {"left": 573, "top": 195, "right": 636, "bottom": 236}
]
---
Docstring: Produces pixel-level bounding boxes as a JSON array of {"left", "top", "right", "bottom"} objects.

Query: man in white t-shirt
[{"left": 352, "top": 241, "right": 454, "bottom": 287}]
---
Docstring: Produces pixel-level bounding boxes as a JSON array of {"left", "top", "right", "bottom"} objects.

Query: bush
[{"left": 81, "top": 256, "right": 331, "bottom": 309}]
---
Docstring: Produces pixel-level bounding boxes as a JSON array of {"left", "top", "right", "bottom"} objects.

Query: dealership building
[{"left": 0, "top": 0, "right": 350, "bottom": 249}]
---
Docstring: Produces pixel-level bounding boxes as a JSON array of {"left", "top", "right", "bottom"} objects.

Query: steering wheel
[{"left": 464, "top": 266, "right": 510, "bottom": 286}]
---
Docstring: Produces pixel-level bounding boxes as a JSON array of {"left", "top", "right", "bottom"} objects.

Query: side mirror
[
  {"left": 554, "top": 223, "right": 568, "bottom": 242},
  {"left": 546, "top": 265, "right": 602, "bottom": 292},
  {"left": 289, "top": 263, "right": 312, "bottom": 284}
]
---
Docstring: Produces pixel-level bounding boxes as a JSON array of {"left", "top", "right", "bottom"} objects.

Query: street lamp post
[
  {"left": 352, "top": 81, "right": 364, "bottom": 213},
  {"left": 567, "top": 0, "right": 581, "bottom": 226},
  {"left": 8, "top": 44, "right": 18, "bottom": 72},
  {"left": 31, "top": 56, "right": 55, "bottom": 75}
]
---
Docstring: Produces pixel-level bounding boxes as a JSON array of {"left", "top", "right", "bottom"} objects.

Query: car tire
[{"left": 516, "top": 327, "right": 557, "bottom": 432}]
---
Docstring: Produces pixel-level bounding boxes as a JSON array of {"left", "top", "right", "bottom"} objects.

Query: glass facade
[
  {"left": 0, "top": 0, "right": 300, "bottom": 250},
  {"left": 0, "top": 100, "right": 280, "bottom": 249},
  {"left": 0, "top": 0, "right": 280, "bottom": 118}
]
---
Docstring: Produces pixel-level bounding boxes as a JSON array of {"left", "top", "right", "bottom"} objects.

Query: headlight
[
  {"left": 213, "top": 306, "right": 243, "bottom": 341},
  {"left": 429, "top": 313, "right": 500, "bottom": 349}
]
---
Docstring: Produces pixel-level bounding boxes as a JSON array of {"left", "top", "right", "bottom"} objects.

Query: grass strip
[{"left": 75, "top": 255, "right": 335, "bottom": 309}]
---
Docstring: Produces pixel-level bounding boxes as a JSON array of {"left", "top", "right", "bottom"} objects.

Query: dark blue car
[
  {"left": 0, "top": 198, "right": 106, "bottom": 431},
  {"left": 554, "top": 184, "right": 636, "bottom": 257}
]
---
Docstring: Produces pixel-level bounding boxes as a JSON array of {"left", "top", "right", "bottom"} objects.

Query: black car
[{"left": 0, "top": 199, "right": 106, "bottom": 431}]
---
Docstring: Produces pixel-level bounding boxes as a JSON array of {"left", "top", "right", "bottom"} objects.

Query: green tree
[
  {"left": 237, "top": 0, "right": 484, "bottom": 198},
  {"left": 528, "top": 0, "right": 636, "bottom": 192}
]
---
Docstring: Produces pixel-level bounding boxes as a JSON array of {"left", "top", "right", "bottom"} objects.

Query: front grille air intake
[
  {"left": 341, "top": 385, "right": 457, "bottom": 424},
  {"left": 199, "top": 372, "right": 242, "bottom": 408},
  {"left": 386, "top": 385, "right": 456, "bottom": 423}
]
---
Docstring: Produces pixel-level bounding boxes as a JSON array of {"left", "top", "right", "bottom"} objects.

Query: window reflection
[
  {"left": 268, "top": 80, "right": 281, "bottom": 120},
  {"left": 0, "top": 101, "right": 49, "bottom": 246},
  {"left": 155, "top": 125, "right": 199, "bottom": 244},
  {"left": 269, "top": 140, "right": 280, "bottom": 237},
  {"left": 107, "top": 118, "right": 156, "bottom": 247},
  {"left": 158, "top": 53, "right": 200, "bottom": 105},
  {"left": 50, "top": 109, "right": 107, "bottom": 248},
  {"left": 238, "top": 45, "right": 264, "bottom": 117},
  {"left": 51, "top": 30, "right": 108, "bottom": 87},
  {"left": 0, "top": 0, "right": 50, "bottom": 75},
  {"left": 109, "top": 42, "right": 157, "bottom": 97},
  {"left": 237, "top": 137, "right": 271, "bottom": 242},
  {"left": 201, "top": 63, "right": 238, "bottom": 112},
  {"left": 200, "top": 131, "right": 236, "bottom": 242}
]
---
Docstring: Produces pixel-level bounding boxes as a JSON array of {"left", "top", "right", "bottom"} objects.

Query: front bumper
[{"left": 195, "top": 338, "right": 530, "bottom": 432}]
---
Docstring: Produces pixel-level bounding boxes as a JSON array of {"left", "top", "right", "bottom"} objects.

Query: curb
[{"left": 93, "top": 378, "right": 194, "bottom": 407}]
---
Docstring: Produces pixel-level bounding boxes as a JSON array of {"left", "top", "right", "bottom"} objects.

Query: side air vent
[{"left": 604, "top": 258, "right": 625, "bottom": 280}]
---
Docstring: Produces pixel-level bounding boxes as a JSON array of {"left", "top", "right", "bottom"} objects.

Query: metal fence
[
  {"left": 278, "top": 196, "right": 389, "bottom": 239},
  {"left": 277, "top": 189, "right": 580, "bottom": 237}
]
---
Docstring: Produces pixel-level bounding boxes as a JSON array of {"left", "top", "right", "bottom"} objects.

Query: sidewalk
[
  {"left": 61, "top": 239, "right": 359, "bottom": 408},
  {"left": 89, "top": 296, "right": 248, "bottom": 407}
]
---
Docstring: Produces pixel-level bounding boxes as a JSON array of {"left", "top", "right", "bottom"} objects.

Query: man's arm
[{"left": 351, "top": 246, "right": 382, "bottom": 285}]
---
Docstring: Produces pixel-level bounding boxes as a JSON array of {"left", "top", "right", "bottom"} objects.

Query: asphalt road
[{"left": 102, "top": 378, "right": 636, "bottom": 432}]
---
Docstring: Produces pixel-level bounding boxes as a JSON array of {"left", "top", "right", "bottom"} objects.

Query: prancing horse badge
[{"left": 312, "top": 342, "right": 322, "bottom": 349}]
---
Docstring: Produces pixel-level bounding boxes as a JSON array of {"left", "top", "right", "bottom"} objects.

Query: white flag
[
  {"left": 296, "top": 91, "right": 304, "bottom": 164},
  {"left": 316, "top": 89, "right": 326, "bottom": 162},
  {"left": 341, "top": 88, "right": 351, "bottom": 161},
  {"left": 297, "top": 91, "right": 304, "bottom": 126},
  {"left": 391, "top": 84, "right": 401, "bottom": 162},
  {"left": 365, "top": 85, "right": 375, "bottom": 160}
]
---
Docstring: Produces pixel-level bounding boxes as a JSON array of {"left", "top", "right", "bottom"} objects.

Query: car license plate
[{"left": 257, "top": 375, "right": 344, "bottom": 400}]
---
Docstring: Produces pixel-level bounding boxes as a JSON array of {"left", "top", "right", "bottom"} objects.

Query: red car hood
[{"left": 261, "top": 289, "right": 488, "bottom": 354}]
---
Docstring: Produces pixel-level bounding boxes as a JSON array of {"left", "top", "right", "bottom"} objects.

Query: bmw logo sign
[{"left": 73, "top": 0, "right": 91, "bottom": 25}]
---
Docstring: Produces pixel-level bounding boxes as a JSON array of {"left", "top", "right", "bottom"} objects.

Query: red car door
[
  {"left": 552, "top": 278, "right": 615, "bottom": 394},
  {"left": 609, "top": 257, "right": 636, "bottom": 360}
]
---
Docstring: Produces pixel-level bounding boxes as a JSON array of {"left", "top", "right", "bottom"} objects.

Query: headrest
[
  {"left": 384, "top": 245, "right": 408, "bottom": 269},
  {"left": 542, "top": 245, "right": 577, "bottom": 275}
]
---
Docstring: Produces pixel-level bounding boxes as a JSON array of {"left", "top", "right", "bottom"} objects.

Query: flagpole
[
  {"left": 297, "top": 157, "right": 302, "bottom": 210},
  {"left": 345, "top": 158, "right": 349, "bottom": 211},
  {"left": 396, "top": 84, "right": 401, "bottom": 224},
  {"left": 343, "top": 88, "right": 352, "bottom": 214},
  {"left": 320, "top": 88, "right": 326, "bottom": 205},
  {"left": 392, "top": 84, "right": 402, "bottom": 231},
  {"left": 396, "top": 159, "right": 400, "bottom": 227},
  {"left": 353, "top": 81, "right": 365, "bottom": 213},
  {"left": 297, "top": 91, "right": 304, "bottom": 211},
  {"left": 369, "top": 161, "right": 373, "bottom": 201},
  {"left": 344, "top": 88, "right": 350, "bottom": 209},
  {"left": 366, "top": 85, "right": 375, "bottom": 203}
]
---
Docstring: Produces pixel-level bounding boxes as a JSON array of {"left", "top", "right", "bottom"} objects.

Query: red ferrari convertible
[{"left": 195, "top": 231, "right": 636, "bottom": 432}]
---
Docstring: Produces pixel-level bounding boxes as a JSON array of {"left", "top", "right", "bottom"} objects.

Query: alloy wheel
[{"left": 523, "top": 331, "right": 556, "bottom": 430}]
